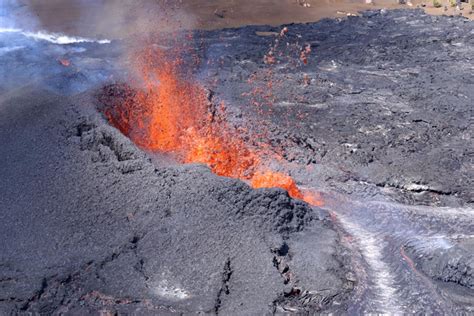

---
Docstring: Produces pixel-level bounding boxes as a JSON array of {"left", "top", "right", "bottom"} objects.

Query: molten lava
[
  {"left": 58, "top": 58, "right": 70, "bottom": 67},
  {"left": 251, "top": 170, "right": 302, "bottom": 199},
  {"left": 105, "top": 44, "right": 323, "bottom": 207}
]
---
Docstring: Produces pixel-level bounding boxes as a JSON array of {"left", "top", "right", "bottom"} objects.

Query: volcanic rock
[{"left": 0, "top": 88, "right": 350, "bottom": 314}]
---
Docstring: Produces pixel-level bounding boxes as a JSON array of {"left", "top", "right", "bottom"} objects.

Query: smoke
[
  {"left": 91, "top": 0, "right": 197, "bottom": 38},
  {"left": 0, "top": 3, "right": 98, "bottom": 94},
  {"left": 0, "top": 0, "right": 23, "bottom": 29},
  {"left": 2, "top": 0, "right": 197, "bottom": 39},
  {"left": 0, "top": 1, "right": 200, "bottom": 96}
]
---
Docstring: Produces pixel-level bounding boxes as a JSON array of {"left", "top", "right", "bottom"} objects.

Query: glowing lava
[
  {"left": 58, "top": 58, "right": 70, "bottom": 67},
  {"left": 105, "top": 44, "right": 323, "bottom": 207}
]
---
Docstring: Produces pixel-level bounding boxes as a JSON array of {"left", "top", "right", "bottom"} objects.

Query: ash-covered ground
[{"left": 1, "top": 8, "right": 473, "bottom": 315}]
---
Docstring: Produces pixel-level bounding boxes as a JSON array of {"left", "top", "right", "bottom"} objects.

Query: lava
[
  {"left": 105, "top": 41, "right": 323, "bottom": 207},
  {"left": 58, "top": 58, "right": 70, "bottom": 67}
]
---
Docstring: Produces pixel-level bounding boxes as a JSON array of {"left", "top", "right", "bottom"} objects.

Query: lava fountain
[{"left": 104, "top": 39, "right": 322, "bottom": 207}]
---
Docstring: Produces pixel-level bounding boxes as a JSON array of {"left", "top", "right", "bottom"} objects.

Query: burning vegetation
[{"left": 102, "top": 36, "right": 322, "bottom": 207}]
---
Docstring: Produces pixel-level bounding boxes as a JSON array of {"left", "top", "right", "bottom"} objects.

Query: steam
[
  {"left": 1, "top": 0, "right": 197, "bottom": 40},
  {"left": 88, "top": 0, "right": 198, "bottom": 38},
  {"left": 0, "top": 0, "right": 198, "bottom": 96},
  {"left": 0, "top": 45, "right": 24, "bottom": 56},
  {"left": 0, "top": 0, "right": 20, "bottom": 29},
  {"left": 0, "top": 27, "right": 110, "bottom": 45}
]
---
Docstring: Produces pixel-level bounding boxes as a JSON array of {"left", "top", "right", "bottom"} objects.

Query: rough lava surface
[
  {"left": 0, "top": 8, "right": 473, "bottom": 315},
  {"left": 201, "top": 9, "right": 473, "bottom": 207},
  {"left": 0, "top": 90, "right": 351, "bottom": 314}
]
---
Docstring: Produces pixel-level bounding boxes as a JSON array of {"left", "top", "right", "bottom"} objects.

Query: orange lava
[
  {"left": 251, "top": 170, "right": 302, "bottom": 199},
  {"left": 106, "top": 43, "right": 323, "bottom": 207},
  {"left": 58, "top": 58, "right": 70, "bottom": 67},
  {"left": 301, "top": 189, "right": 324, "bottom": 207}
]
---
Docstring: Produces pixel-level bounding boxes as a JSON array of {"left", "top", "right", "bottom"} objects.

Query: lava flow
[{"left": 105, "top": 43, "right": 323, "bottom": 207}]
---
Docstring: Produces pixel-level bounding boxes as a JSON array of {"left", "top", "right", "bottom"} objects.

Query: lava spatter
[{"left": 104, "top": 42, "right": 323, "bottom": 207}]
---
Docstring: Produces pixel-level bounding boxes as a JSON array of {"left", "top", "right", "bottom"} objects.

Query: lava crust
[{"left": 1, "top": 7, "right": 473, "bottom": 315}]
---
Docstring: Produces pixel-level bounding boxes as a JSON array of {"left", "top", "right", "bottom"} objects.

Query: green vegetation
[{"left": 433, "top": 0, "right": 443, "bottom": 7}]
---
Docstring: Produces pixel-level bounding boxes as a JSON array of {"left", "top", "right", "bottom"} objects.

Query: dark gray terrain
[
  {"left": 200, "top": 9, "right": 473, "bottom": 207},
  {"left": 1, "top": 8, "right": 473, "bottom": 315},
  {"left": 0, "top": 90, "right": 352, "bottom": 314},
  {"left": 196, "top": 9, "right": 474, "bottom": 313}
]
